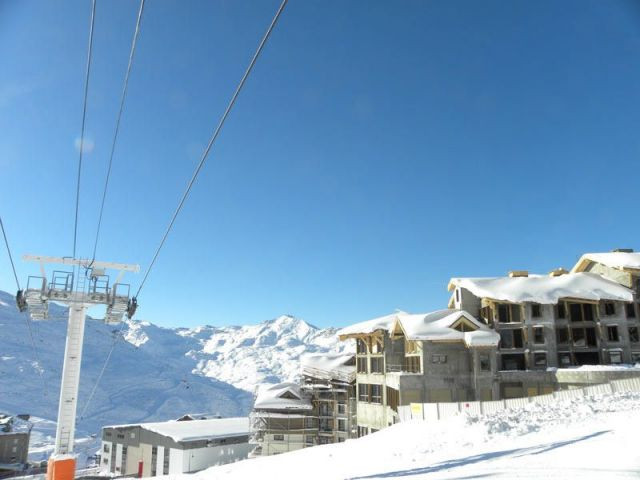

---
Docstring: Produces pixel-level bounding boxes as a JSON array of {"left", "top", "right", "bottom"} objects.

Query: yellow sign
[{"left": 410, "top": 403, "right": 423, "bottom": 418}]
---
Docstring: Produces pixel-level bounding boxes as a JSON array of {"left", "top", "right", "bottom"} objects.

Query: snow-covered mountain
[{"left": 0, "top": 289, "right": 349, "bottom": 439}]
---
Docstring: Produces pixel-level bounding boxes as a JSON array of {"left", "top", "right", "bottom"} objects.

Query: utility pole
[{"left": 19, "top": 255, "right": 139, "bottom": 480}]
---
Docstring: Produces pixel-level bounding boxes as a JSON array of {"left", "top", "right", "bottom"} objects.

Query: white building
[{"left": 101, "top": 417, "right": 251, "bottom": 477}]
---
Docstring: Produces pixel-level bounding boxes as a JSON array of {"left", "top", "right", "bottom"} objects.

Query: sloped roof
[
  {"left": 104, "top": 417, "right": 249, "bottom": 442},
  {"left": 253, "top": 382, "right": 312, "bottom": 411},
  {"left": 573, "top": 252, "right": 640, "bottom": 272},
  {"left": 449, "top": 272, "right": 633, "bottom": 304},
  {"left": 336, "top": 311, "right": 404, "bottom": 338},
  {"left": 398, "top": 310, "right": 499, "bottom": 346},
  {"left": 300, "top": 353, "right": 355, "bottom": 383},
  {"left": 338, "top": 309, "right": 499, "bottom": 347}
]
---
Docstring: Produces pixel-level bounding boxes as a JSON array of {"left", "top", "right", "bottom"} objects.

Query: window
[
  {"left": 116, "top": 433, "right": 125, "bottom": 439},
  {"left": 273, "top": 434, "right": 284, "bottom": 441},
  {"left": 533, "top": 326, "right": 545, "bottom": 344},
  {"left": 632, "top": 352, "right": 640, "bottom": 363},
  {"left": 497, "top": 304, "right": 521, "bottom": 323},
  {"left": 105, "top": 431, "right": 112, "bottom": 437},
  {"left": 370, "top": 384, "right": 382, "bottom": 404},
  {"left": 337, "top": 419, "right": 346, "bottom": 432},
  {"left": 337, "top": 402, "right": 346, "bottom": 414},
  {"left": 404, "top": 356, "right": 421, "bottom": 373},
  {"left": 501, "top": 353, "right": 526, "bottom": 370},
  {"left": 629, "top": 327, "right": 639, "bottom": 343},
  {"left": 569, "top": 303, "right": 595, "bottom": 322},
  {"left": 305, "top": 417, "right": 315, "bottom": 428},
  {"left": 431, "top": 354, "right": 447, "bottom": 364},
  {"left": 357, "top": 426, "right": 368, "bottom": 438},
  {"left": 499, "top": 329, "right": 524, "bottom": 349},
  {"left": 151, "top": 447, "right": 157, "bottom": 476},
  {"left": 371, "top": 337, "right": 384, "bottom": 354},
  {"left": 357, "top": 357, "right": 368, "bottom": 373},
  {"left": 305, "top": 435, "right": 314, "bottom": 445},
  {"left": 607, "top": 326, "right": 620, "bottom": 342},
  {"left": 626, "top": 303, "right": 637, "bottom": 318},
  {"left": 130, "top": 432, "right": 135, "bottom": 439},
  {"left": 163, "top": 446, "right": 169, "bottom": 475},
  {"left": 356, "top": 339, "right": 368, "bottom": 354},
  {"left": 556, "top": 326, "right": 570, "bottom": 344},
  {"left": 571, "top": 327, "right": 597, "bottom": 347},
  {"left": 480, "top": 305, "right": 493, "bottom": 324},
  {"left": 556, "top": 302, "right": 566, "bottom": 319},
  {"left": 558, "top": 352, "right": 572, "bottom": 366},
  {"left": 103, "top": 444, "right": 110, "bottom": 453},
  {"left": 455, "top": 288, "right": 460, "bottom": 303},
  {"left": 370, "top": 357, "right": 384, "bottom": 373},
  {"left": 479, "top": 353, "right": 491, "bottom": 371},
  {"left": 603, "top": 302, "right": 616, "bottom": 316},
  {"left": 609, "top": 351, "right": 623, "bottom": 364},
  {"left": 531, "top": 304, "right": 542, "bottom": 318},
  {"left": 358, "top": 384, "right": 369, "bottom": 402},
  {"left": 318, "top": 436, "right": 330, "bottom": 444},
  {"left": 533, "top": 352, "right": 547, "bottom": 368}
]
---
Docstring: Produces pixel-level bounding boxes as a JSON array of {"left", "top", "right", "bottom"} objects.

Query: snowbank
[{"left": 173, "top": 391, "right": 640, "bottom": 479}]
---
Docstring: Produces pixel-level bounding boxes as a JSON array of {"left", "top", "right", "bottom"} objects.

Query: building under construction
[{"left": 250, "top": 353, "right": 356, "bottom": 456}]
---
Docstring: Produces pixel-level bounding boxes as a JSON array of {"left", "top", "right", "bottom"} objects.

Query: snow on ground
[{"left": 175, "top": 392, "right": 640, "bottom": 480}]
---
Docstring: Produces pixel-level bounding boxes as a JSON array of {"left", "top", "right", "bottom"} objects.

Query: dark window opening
[
  {"left": 569, "top": 303, "right": 595, "bottom": 322},
  {"left": 533, "top": 327, "right": 545, "bottom": 344},
  {"left": 531, "top": 304, "right": 542, "bottom": 318},
  {"left": 604, "top": 302, "right": 616, "bottom": 316},
  {"left": 558, "top": 352, "right": 573, "bottom": 367},
  {"left": 370, "top": 384, "right": 382, "bottom": 404},
  {"left": 370, "top": 357, "right": 384, "bottom": 373},
  {"left": 626, "top": 303, "right": 637, "bottom": 318},
  {"left": 574, "top": 351, "right": 599, "bottom": 365},
  {"left": 571, "top": 327, "right": 597, "bottom": 347},
  {"left": 479, "top": 353, "right": 491, "bottom": 371},
  {"left": 357, "top": 357, "right": 368, "bottom": 374},
  {"left": 356, "top": 339, "right": 368, "bottom": 354},
  {"left": 556, "top": 302, "right": 566, "bottom": 319},
  {"left": 629, "top": 326, "right": 639, "bottom": 343},
  {"left": 358, "top": 384, "right": 369, "bottom": 402},
  {"left": 501, "top": 353, "right": 526, "bottom": 370},
  {"left": 500, "top": 329, "right": 524, "bottom": 349},
  {"left": 533, "top": 352, "right": 547, "bottom": 368},
  {"left": 607, "top": 325, "right": 620, "bottom": 342}
]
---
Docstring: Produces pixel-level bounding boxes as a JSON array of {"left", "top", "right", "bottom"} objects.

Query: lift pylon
[{"left": 21, "top": 254, "right": 139, "bottom": 480}]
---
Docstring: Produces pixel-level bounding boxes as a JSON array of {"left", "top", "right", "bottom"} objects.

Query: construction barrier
[{"left": 397, "top": 376, "right": 640, "bottom": 422}]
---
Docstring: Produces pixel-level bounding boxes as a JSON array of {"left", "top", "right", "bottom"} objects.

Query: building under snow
[
  {"left": 101, "top": 417, "right": 251, "bottom": 477},
  {"left": 338, "top": 249, "right": 640, "bottom": 433},
  {"left": 0, "top": 414, "right": 31, "bottom": 474},
  {"left": 250, "top": 353, "right": 356, "bottom": 456}
]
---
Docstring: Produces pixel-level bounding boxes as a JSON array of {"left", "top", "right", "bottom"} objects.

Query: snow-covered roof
[
  {"left": 300, "top": 353, "right": 355, "bottom": 383},
  {"left": 338, "top": 309, "right": 499, "bottom": 347},
  {"left": 253, "top": 383, "right": 312, "bottom": 411},
  {"left": 573, "top": 252, "right": 640, "bottom": 272},
  {"left": 336, "top": 311, "right": 405, "bottom": 338},
  {"left": 398, "top": 310, "right": 499, "bottom": 347},
  {"left": 449, "top": 272, "right": 633, "bottom": 304},
  {"left": 104, "top": 417, "right": 249, "bottom": 442}
]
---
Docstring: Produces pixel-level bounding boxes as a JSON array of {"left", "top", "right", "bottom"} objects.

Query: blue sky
[{"left": 1, "top": 0, "right": 639, "bottom": 328}]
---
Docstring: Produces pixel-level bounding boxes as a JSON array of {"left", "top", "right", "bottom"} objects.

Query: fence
[{"left": 398, "top": 376, "right": 640, "bottom": 422}]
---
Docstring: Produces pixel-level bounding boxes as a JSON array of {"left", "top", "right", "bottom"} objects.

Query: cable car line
[
  {"left": 91, "top": 0, "right": 146, "bottom": 262},
  {"left": 1, "top": 214, "right": 49, "bottom": 398},
  {"left": 135, "top": 0, "right": 288, "bottom": 299},
  {"left": 72, "top": 0, "right": 97, "bottom": 266}
]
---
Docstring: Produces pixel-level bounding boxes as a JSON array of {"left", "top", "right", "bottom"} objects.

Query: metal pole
[{"left": 54, "top": 304, "right": 87, "bottom": 456}]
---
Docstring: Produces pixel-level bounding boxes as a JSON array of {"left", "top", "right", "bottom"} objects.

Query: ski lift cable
[
  {"left": 72, "top": 0, "right": 97, "bottom": 269},
  {"left": 1, "top": 214, "right": 49, "bottom": 398},
  {"left": 0, "top": 215, "right": 21, "bottom": 290},
  {"left": 134, "top": 0, "right": 288, "bottom": 298},
  {"left": 91, "top": 0, "right": 146, "bottom": 262},
  {"left": 78, "top": 320, "right": 128, "bottom": 421}
]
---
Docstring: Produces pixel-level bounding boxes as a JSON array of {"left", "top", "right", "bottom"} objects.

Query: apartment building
[
  {"left": 338, "top": 310, "right": 500, "bottom": 433},
  {"left": 250, "top": 353, "right": 356, "bottom": 456},
  {"left": 101, "top": 417, "right": 251, "bottom": 477}
]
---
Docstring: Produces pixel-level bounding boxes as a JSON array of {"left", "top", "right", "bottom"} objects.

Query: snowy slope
[
  {"left": 0, "top": 289, "right": 346, "bottom": 440},
  {"left": 178, "top": 391, "right": 640, "bottom": 479}
]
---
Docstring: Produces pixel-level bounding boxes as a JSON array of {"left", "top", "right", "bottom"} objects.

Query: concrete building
[
  {"left": 338, "top": 310, "right": 500, "bottom": 433},
  {"left": 0, "top": 415, "right": 31, "bottom": 473},
  {"left": 101, "top": 417, "right": 251, "bottom": 477},
  {"left": 250, "top": 353, "right": 356, "bottom": 456}
]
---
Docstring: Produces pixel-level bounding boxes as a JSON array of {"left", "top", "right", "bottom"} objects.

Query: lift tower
[{"left": 20, "top": 255, "right": 139, "bottom": 480}]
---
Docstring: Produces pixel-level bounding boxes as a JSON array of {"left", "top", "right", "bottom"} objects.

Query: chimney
[
  {"left": 549, "top": 267, "right": 568, "bottom": 277},
  {"left": 508, "top": 270, "right": 529, "bottom": 278},
  {"left": 612, "top": 248, "right": 634, "bottom": 253}
]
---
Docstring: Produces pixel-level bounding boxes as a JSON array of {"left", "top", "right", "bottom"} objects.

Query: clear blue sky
[{"left": 1, "top": 0, "right": 639, "bottom": 328}]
